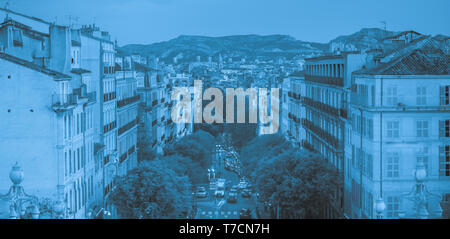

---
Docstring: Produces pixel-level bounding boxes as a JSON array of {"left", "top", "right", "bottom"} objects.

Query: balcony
[
  {"left": 301, "top": 140, "right": 317, "bottom": 153},
  {"left": 118, "top": 118, "right": 138, "bottom": 136},
  {"left": 13, "top": 40, "right": 23, "bottom": 47},
  {"left": 104, "top": 120, "right": 117, "bottom": 133},
  {"left": 302, "top": 119, "right": 343, "bottom": 149},
  {"left": 104, "top": 92, "right": 116, "bottom": 102},
  {"left": 301, "top": 96, "right": 347, "bottom": 119},
  {"left": 305, "top": 75, "right": 344, "bottom": 87},
  {"left": 104, "top": 154, "right": 110, "bottom": 165},
  {"left": 52, "top": 94, "right": 78, "bottom": 111},
  {"left": 119, "top": 153, "right": 127, "bottom": 163},
  {"left": 117, "top": 95, "right": 140, "bottom": 108},
  {"left": 128, "top": 145, "right": 135, "bottom": 155}
]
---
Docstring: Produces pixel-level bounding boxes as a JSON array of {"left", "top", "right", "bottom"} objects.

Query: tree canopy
[
  {"left": 110, "top": 160, "right": 191, "bottom": 219},
  {"left": 240, "top": 134, "right": 342, "bottom": 218}
]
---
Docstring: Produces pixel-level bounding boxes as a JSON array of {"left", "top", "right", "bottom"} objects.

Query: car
[
  {"left": 245, "top": 184, "right": 253, "bottom": 191},
  {"left": 227, "top": 192, "right": 238, "bottom": 203},
  {"left": 196, "top": 187, "right": 208, "bottom": 198},
  {"left": 215, "top": 189, "right": 225, "bottom": 198},
  {"left": 242, "top": 189, "right": 251, "bottom": 198},
  {"left": 237, "top": 181, "right": 247, "bottom": 190},
  {"left": 231, "top": 185, "right": 239, "bottom": 192},
  {"left": 239, "top": 208, "right": 252, "bottom": 219}
]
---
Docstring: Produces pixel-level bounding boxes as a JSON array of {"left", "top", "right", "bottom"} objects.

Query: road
[{"left": 193, "top": 144, "right": 257, "bottom": 219}]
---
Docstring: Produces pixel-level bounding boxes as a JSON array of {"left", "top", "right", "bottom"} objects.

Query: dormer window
[{"left": 12, "top": 29, "right": 23, "bottom": 47}]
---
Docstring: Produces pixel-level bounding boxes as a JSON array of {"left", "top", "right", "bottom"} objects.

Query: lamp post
[
  {"left": 398, "top": 159, "right": 442, "bottom": 219},
  {"left": 375, "top": 196, "right": 386, "bottom": 219},
  {"left": 0, "top": 162, "right": 40, "bottom": 219}
]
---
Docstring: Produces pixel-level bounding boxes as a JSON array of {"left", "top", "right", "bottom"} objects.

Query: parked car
[
  {"left": 237, "top": 181, "right": 247, "bottom": 190},
  {"left": 239, "top": 208, "right": 252, "bottom": 219},
  {"left": 241, "top": 189, "right": 251, "bottom": 198},
  {"left": 227, "top": 192, "right": 238, "bottom": 203},
  {"left": 231, "top": 185, "right": 240, "bottom": 192},
  {"left": 215, "top": 189, "right": 225, "bottom": 198},
  {"left": 215, "top": 179, "right": 226, "bottom": 197},
  {"left": 196, "top": 187, "right": 208, "bottom": 198},
  {"left": 245, "top": 184, "right": 253, "bottom": 192}
]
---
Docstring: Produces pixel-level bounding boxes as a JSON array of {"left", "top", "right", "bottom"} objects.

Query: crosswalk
[{"left": 197, "top": 209, "right": 239, "bottom": 218}]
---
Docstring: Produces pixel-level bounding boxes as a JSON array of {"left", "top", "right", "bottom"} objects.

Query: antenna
[{"left": 4, "top": 1, "right": 9, "bottom": 19}]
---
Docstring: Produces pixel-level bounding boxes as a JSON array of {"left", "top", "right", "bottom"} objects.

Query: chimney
[{"left": 365, "top": 49, "right": 383, "bottom": 69}]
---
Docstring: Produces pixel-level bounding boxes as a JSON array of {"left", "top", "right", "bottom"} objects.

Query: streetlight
[
  {"left": 0, "top": 162, "right": 41, "bottom": 219},
  {"left": 375, "top": 196, "right": 386, "bottom": 219},
  {"left": 398, "top": 159, "right": 442, "bottom": 219}
]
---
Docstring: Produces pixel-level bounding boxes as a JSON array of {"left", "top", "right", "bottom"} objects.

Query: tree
[
  {"left": 159, "top": 154, "right": 207, "bottom": 185},
  {"left": 225, "top": 123, "right": 258, "bottom": 152},
  {"left": 137, "top": 135, "right": 157, "bottom": 163},
  {"left": 110, "top": 160, "right": 191, "bottom": 219},
  {"left": 255, "top": 150, "right": 342, "bottom": 219},
  {"left": 240, "top": 134, "right": 291, "bottom": 180}
]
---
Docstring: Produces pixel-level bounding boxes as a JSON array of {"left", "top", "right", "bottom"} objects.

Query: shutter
[
  {"left": 82, "top": 112, "right": 86, "bottom": 132},
  {"left": 439, "top": 146, "right": 445, "bottom": 177},
  {"left": 439, "top": 120, "right": 445, "bottom": 138},
  {"left": 440, "top": 86, "right": 446, "bottom": 105}
]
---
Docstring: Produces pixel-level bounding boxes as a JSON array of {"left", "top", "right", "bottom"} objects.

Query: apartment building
[
  {"left": 347, "top": 37, "right": 450, "bottom": 219},
  {"left": 136, "top": 63, "right": 169, "bottom": 156},
  {"left": 115, "top": 55, "right": 139, "bottom": 176},
  {"left": 0, "top": 16, "right": 106, "bottom": 218},
  {"left": 301, "top": 52, "right": 366, "bottom": 218},
  {"left": 283, "top": 71, "right": 306, "bottom": 147}
]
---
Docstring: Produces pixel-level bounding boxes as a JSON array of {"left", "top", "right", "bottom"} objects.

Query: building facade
[{"left": 347, "top": 37, "right": 450, "bottom": 219}]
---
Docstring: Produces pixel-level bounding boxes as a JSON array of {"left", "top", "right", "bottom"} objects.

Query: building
[
  {"left": 0, "top": 6, "right": 126, "bottom": 218},
  {"left": 115, "top": 55, "right": 139, "bottom": 176},
  {"left": 301, "top": 52, "right": 366, "bottom": 218},
  {"left": 136, "top": 62, "right": 170, "bottom": 156},
  {"left": 282, "top": 71, "right": 306, "bottom": 147},
  {"left": 0, "top": 16, "right": 106, "bottom": 219},
  {"left": 347, "top": 36, "right": 450, "bottom": 219}
]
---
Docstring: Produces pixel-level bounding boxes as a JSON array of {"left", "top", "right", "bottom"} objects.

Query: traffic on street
[{"left": 194, "top": 144, "right": 258, "bottom": 219}]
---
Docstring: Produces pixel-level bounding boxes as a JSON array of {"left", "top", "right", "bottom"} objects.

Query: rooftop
[
  {"left": 305, "top": 51, "right": 360, "bottom": 62},
  {"left": 289, "top": 70, "right": 305, "bottom": 77},
  {"left": 355, "top": 48, "right": 449, "bottom": 75},
  {"left": 0, "top": 52, "right": 71, "bottom": 80}
]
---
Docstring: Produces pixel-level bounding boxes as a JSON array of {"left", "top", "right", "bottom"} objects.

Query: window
[
  {"left": 416, "top": 86, "right": 427, "bottom": 105},
  {"left": 387, "top": 120, "right": 399, "bottom": 138},
  {"left": 416, "top": 120, "right": 429, "bottom": 137},
  {"left": 386, "top": 86, "right": 398, "bottom": 106},
  {"left": 439, "top": 120, "right": 450, "bottom": 138},
  {"left": 386, "top": 196, "right": 400, "bottom": 218},
  {"left": 439, "top": 145, "right": 450, "bottom": 177},
  {"left": 365, "top": 154, "right": 373, "bottom": 179},
  {"left": 368, "top": 119, "right": 374, "bottom": 139},
  {"left": 440, "top": 85, "right": 450, "bottom": 106},
  {"left": 387, "top": 152, "right": 400, "bottom": 178},
  {"left": 64, "top": 152, "right": 68, "bottom": 177}
]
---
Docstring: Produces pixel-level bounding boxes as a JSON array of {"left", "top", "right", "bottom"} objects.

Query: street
[{"left": 194, "top": 144, "right": 258, "bottom": 219}]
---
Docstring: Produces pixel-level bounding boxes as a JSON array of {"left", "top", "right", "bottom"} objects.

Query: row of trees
[
  {"left": 240, "top": 134, "right": 342, "bottom": 219},
  {"left": 111, "top": 130, "right": 216, "bottom": 218}
]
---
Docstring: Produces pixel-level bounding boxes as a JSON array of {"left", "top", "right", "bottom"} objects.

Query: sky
[{"left": 3, "top": 0, "right": 450, "bottom": 46}]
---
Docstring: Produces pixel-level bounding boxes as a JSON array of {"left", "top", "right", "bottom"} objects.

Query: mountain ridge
[{"left": 119, "top": 28, "right": 409, "bottom": 63}]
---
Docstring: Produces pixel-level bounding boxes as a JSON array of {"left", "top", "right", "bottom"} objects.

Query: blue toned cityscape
[{"left": 0, "top": 0, "right": 449, "bottom": 220}]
